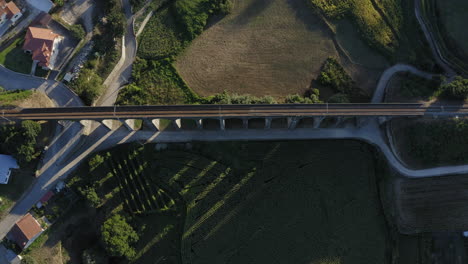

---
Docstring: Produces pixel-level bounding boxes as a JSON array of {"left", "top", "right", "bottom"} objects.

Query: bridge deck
[{"left": 1, "top": 104, "right": 465, "bottom": 120}]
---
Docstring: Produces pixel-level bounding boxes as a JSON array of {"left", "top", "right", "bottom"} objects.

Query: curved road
[
  {"left": 97, "top": 0, "right": 137, "bottom": 106},
  {"left": 0, "top": 66, "right": 83, "bottom": 107}
]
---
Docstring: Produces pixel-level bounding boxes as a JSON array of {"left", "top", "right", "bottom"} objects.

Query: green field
[
  {"left": 391, "top": 118, "right": 468, "bottom": 168},
  {"left": 26, "top": 140, "right": 391, "bottom": 263},
  {"left": 0, "top": 37, "right": 32, "bottom": 74},
  {"left": 0, "top": 89, "right": 32, "bottom": 106}
]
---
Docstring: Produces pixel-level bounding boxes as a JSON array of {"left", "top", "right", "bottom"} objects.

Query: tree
[
  {"left": 70, "top": 24, "right": 86, "bottom": 39},
  {"left": 439, "top": 76, "right": 468, "bottom": 100},
  {"left": 101, "top": 215, "right": 139, "bottom": 258},
  {"left": 72, "top": 69, "right": 104, "bottom": 105},
  {"left": 80, "top": 187, "right": 100, "bottom": 208}
]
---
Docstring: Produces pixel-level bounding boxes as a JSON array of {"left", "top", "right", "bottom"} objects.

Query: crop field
[
  {"left": 102, "top": 140, "right": 388, "bottom": 263},
  {"left": 175, "top": 0, "right": 386, "bottom": 99},
  {"left": 36, "top": 140, "right": 391, "bottom": 263},
  {"left": 396, "top": 175, "right": 468, "bottom": 232},
  {"left": 436, "top": 0, "right": 468, "bottom": 56}
]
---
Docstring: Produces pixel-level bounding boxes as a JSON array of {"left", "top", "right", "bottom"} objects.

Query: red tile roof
[
  {"left": 9, "top": 213, "right": 43, "bottom": 249},
  {"left": 23, "top": 27, "right": 60, "bottom": 68},
  {"left": 0, "top": 0, "right": 6, "bottom": 8},
  {"left": 5, "top": 1, "right": 20, "bottom": 18}
]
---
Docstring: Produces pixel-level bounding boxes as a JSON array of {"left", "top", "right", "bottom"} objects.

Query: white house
[{"left": 0, "top": 154, "right": 19, "bottom": 184}]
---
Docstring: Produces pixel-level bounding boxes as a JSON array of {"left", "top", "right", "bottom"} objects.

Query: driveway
[{"left": 60, "top": 0, "right": 94, "bottom": 33}]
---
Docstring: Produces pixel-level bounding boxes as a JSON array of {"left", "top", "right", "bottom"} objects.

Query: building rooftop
[
  {"left": 9, "top": 213, "right": 43, "bottom": 249},
  {"left": 0, "top": 154, "right": 18, "bottom": 184}
]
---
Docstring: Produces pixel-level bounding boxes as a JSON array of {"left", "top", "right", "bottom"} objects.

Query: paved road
[
  {"left": 0, "top": 66, "right": 83, "bottom": 107},
  {"left": 371, "top": 64, "right": 435, "bottom": 103},
  {"left": 414, "top": 0, "right": 456, "bottom": 77},
  {"left": 97, "top": 0, "right": 136, "bottom": 106}
]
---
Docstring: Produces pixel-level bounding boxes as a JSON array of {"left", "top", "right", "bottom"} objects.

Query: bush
[
  {"left": 101, "top": 215, "right": 139, "bottom": 258},
  {"left": 71, "top": 69, "right": 104, "bottom": 105},
  {"left": 207, "top": 91, "right": 277, "bottom": 104},
  {"left": 284, "top": 94, "right": 321, "bottom": 104},
  {"left": 79, "top": 187, "right": 100, "bottom": 208},
  {"left": 70, "top": 24, "right": 86, "bottom": 39},
  {"left": 400, "top": 73, "right": 442, "bottom": 98},
  {"left": 438, "top": 76, "right": 468, "bottom": 100},
  {"left": 174, "top": 0, "right": 233, "bottom": 40},
  {"left": 89, "top": 155, "right": 104, "bottom": 171}
]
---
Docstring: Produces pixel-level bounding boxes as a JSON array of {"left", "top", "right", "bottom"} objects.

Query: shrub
[
  {"left": 101, "top": 215, "right": 139, "bottom": 258},
  {"left": 284, "top": 94, "right": 321, "bottom": 104},
  {"left": 89, "top": 155, "right": 104, "bottom": 171},
  {"left": 438, "top": 76, "right": 468, "bottom": 100},
  {"left": 70, "top": 24, "right": 86, "bottom": 39},
  {"left": 71, "top": 69, "right": 104, "bottom": 105},
  {"left": 79, "top": 187, "right": 100, "bottom": 208},
  {"left": 207, "top": 91, "right": 277, "bottom": 104},
  {"left": 174, "top": 0, "right": 233, "bottom": 40},
  {"left": 317, "top": 58, "right": 355, "bottom": 94}
]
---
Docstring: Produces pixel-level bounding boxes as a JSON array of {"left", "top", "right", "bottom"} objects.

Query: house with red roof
[
  {"left": 0, "top": 0, "right": 22, "bottom": 26},
  {"left": 23, "top": 26, "right": 62, "bottom": 70},
  {"left": 8, "top": 213, "right": 44, "bottom": 250}
]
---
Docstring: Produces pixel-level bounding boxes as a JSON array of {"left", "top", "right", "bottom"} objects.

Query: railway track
[{"left": 1, "top": 104, "right": 466, "bottom": 120}]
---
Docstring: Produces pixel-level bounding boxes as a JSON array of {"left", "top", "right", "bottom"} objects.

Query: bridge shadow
[{"left": 425, "top": 98, "right": 465, "bottom": 119}]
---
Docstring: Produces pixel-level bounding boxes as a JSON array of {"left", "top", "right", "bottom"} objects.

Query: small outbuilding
[
  {"left": 0, "top": 154, "right": 19, "bottom": 184},
  {"left": 8, "top": 213, "right": 44, "bottom": 250}
]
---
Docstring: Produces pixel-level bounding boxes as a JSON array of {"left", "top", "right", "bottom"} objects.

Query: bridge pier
[
  {"left": 378, "top": 116, "right": 390, "bottom": 125},
  {"left": 288, "top": 117, "right": 300, "bottom": 129},
  {"left": 332, "top": 117, "right": 343, "bottom": 128},
  {"left": 173, "top": 119, "right": 181, "bottom": 130},
  {"left": 242, "top": 118, "right": 249, "bottom": 129},
  {"left": 194, "top": 119, "right": 203, "bottom": 129},
  {"left": 313, "top": 117, "right": 325, "bottom": 128},
  {"left": 124, "top": 119, "right": 139, "bottom": 131},
  {"left": 265, "top": 118, "right": 272, "bottom": 129},
  {"left": 101, "top": 119, "right": 122, "bottom": 130},
  {"left": 144, "top": 118, "right": 159, "bottom": 131},
  {"left": 220, "top": 118, "right": 225, "bottom": 130}
]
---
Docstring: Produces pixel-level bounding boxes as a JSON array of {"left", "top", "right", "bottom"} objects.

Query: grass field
[
  {"left": 174, "top": 0, "right": 387, "bottom": 99},
  {"left": 390, "top": 118, "right": 468, "bottom": 168},
  {"left": 436, "top": 0, "right": 468, "bottom": 57},
  {"left": 0, "top": 37, "right": 32, "bottom": 74}
]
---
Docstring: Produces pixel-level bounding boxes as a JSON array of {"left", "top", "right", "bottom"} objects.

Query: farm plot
[
  {"left": 175, "top": 0, "right": 385, "bottom": 99},
  {"left": 132, "top": 140, "right": 390, "bottom": 264},
  {"left": 36, "top": 140, "right": 390, "bottom": 263},
  {"left": 396, "top": 175, "right": 468, "bottom": 232}
]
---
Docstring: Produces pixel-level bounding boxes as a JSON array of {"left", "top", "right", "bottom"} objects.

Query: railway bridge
[{"left": 1, "top": 103, "right": 463, "bottom": 131}]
